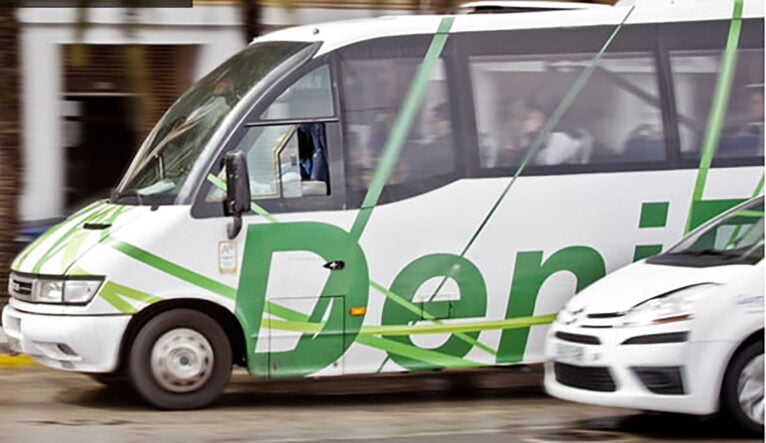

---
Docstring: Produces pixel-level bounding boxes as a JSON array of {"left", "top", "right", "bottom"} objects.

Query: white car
[{"left": 545, "top": 197, "right": 764, "bottom": 434}]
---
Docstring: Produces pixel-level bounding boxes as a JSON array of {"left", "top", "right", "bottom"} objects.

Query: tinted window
[
  {"left": 338, "top": 37, "right": 458, "bottom": 207},
  {"left": 670, "top": 48, "right": 764, "bottom": 159},
  {"left": 471, "top": 52, "right": 665, "bottom": 169}
]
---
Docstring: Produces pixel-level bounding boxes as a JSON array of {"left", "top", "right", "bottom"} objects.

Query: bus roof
[
  {"left": 457, "top": 1, "right": 613, "bottom": 13},
  {"left": 255, "top": 0, "right": 764, "bottom": 56}
]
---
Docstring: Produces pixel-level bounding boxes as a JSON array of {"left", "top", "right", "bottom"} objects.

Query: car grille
[
  {"left": 8, "top": 274, "right": 34, "bottom": 301},
  {"left": 555, "top": 331, "right": 601, "bottom": 345},
  {"left": 554, "top": 362, "right": 617, "bottom": 392}
]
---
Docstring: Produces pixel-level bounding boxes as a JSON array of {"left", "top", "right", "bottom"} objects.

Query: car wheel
[
  {"left": 721, "top": 339, "right": 764, "bottom": 435},
  {"left": 128, "top": 309, "right": 232, "bottom": 410}
]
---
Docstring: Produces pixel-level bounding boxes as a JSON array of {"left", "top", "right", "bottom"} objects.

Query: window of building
[
  {"left": 470, "top": 52, "right": 666, "bottom": 169},
  {"left": 670, "top": 48, "right": 764, "bottom": 160}
]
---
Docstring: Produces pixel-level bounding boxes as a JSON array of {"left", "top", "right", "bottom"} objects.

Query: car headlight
[
  {"left": 620, "top": 283, "right": 718, "bottom": 327},
  {"left": 28, "top": 278, "right": 103, "bottom": 304}
]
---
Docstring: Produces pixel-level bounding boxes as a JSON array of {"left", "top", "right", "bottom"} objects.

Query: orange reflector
[{"left": 349, "top": 306, "right": 367, "bottom": 316}]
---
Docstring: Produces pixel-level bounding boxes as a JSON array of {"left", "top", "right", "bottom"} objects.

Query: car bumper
[
  {"left": 543, "top": 321, "right": 732, "bottom": 415},
  {"left": 2, "top": 305, "right": 130, "bottom": 373}
]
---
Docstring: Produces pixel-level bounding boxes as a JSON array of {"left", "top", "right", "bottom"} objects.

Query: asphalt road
[{"left": 0, "top": 366, "right": 760, "bottom": 443}]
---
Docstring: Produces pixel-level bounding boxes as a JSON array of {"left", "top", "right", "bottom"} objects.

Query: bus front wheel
[{"left": 128, "top": 309, "right": 232, "bottom": 410}]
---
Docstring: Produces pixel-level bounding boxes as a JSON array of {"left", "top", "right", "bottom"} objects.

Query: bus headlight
[
  {"left": 63, "top": 280, "right": 103, "bottom": 304},
  {"left": 36, "top": 279, "right": 64, "bottom": 303},
  {"left": 620, "top": 283, "right": 718, "bottom": 327},
  {"left": 31, "top": 278, "right": 102, "bottom": 304}
]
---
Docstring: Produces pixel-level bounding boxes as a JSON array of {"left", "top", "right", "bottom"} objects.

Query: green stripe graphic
[
  {"left": 61, "top": 205, "right": 127, "bottom": 267},
  {"left": 104, "top": 281, "right": 163, "bottom": 305},
  {"left": 349, "top": 17, "right": 454, "bottom": 243},
  {"left": 16, "top": 201, "right": 105, "bottom": 271},
  {"left": 263, "top": 301, "right": 486, "bottom": 368},
  {"left": 99, "top": 206, "right": 133, "bottom": 241},
  {"left": 32, "top": 204, "right": 114, "bottom": 273},
  {"left": 106, "top": 239, "right": 237, "bottom": 299},
  {"left": 684, "top": 0, "right": 744, "bottom": 234},
  {"left": 752, "top": 173, "right": 764, "bottom": 196},
  {"left": 14, "top": 200, "right": 104, "bottom": 269},
  {"left": 99, "top": 289, "right": 137, "bottom": 314},
  {"left": 370, "top": 280, "right": 497, "bottom": 356},
  {"left": 265, "top": 313, "right": 556, "bottom": 337}
]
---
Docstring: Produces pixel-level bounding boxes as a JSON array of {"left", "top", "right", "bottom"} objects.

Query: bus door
[
  {"left": 207, "top": 62, "right": 351, "bottom": 377},
  {"left": 265, "top": 252, "right": 345, "bottom": 377}
]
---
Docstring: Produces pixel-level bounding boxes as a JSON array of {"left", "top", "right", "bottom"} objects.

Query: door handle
[{"left": 323, "top": 260, "right": 345, "bottom": 271}]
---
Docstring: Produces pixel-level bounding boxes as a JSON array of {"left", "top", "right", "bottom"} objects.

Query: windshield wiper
[
  {"left": 671, "top": 248, "right": 740, "bottom": 259},
  {"left": 110, "top": 189, "right": 144, "bottom": 205}
]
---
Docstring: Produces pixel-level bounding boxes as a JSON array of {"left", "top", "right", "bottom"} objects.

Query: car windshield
[
  {"left": 664, "top": 198, "right": 764, "bottom": 264},
  {"left": 113, "top": 41, "right": 312, "bottom": 205}
]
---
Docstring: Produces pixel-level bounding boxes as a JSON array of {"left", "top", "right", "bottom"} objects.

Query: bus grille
[
  {"left": 554, "top": 362, "right": 616, "bottom": 392},
  {"left": 8, "top": 274, "right": 33, "bottom": 300}
]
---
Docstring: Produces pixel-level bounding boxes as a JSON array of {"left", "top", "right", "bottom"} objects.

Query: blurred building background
[{"left": 0, "top": 0, "right": 613, "bottom": 300}]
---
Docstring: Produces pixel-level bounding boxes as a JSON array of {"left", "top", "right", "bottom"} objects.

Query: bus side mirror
[{"left": 225, "top": 150, "right": 251, "bottom": 239}]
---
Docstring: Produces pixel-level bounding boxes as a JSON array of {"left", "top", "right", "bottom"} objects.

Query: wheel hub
[
  {"left": 150, "top": 328, "right": 214, "bottom": 393},
  {"left": 737, "top": 353, "right": 764, "bottom": 425}
]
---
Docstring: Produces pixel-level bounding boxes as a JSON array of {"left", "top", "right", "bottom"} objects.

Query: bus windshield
[
  {"left": 656, "top": 198, "right": 764, "bottom": 266},
  {"left": 113, "top": 41, "right": 312, "bottom": 205}
]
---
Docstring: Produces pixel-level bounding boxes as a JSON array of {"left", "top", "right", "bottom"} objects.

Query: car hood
[
  {"left": 570, "top": 260, "right": 752, "bottom": 314},
  {"left": 10, "top": 201, "right": 144, "bottom": 276}
]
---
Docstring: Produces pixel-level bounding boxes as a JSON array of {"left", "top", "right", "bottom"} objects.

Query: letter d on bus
[{"left": 235, "top": 222, "right": 369, "bottom": 377}]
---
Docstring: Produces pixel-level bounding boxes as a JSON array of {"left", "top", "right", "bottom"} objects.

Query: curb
[{"left": 0, "top": 354, "right": 38, "bottom": 369}]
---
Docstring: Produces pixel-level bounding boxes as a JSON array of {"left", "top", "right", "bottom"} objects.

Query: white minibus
[{"left": 2, "top": 0, "right": 763, "bottom": 409}]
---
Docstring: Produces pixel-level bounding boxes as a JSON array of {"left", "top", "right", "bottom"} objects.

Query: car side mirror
[{"left": 224, "top": 150, "right": 251, "bottom": 239}]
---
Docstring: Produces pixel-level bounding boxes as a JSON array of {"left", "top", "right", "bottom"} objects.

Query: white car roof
[{"left": 255, "top": 0, "right": 764, "bottom": 56}]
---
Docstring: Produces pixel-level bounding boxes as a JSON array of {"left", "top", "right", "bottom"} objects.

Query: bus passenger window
[
  {"left": 206, "top": 123, "right": 330, "bottom": 202},
  {"left": 670, "top": 49, "right": 764, "bottom": 160},
  {"left": 340, "top": 57, "right": 456, "bottom": 195},
  {"left": 469, "top": 52, "right": 666, "bottom": 169}
]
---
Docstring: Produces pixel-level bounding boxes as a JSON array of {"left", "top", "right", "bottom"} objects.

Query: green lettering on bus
[
  {"left": 236, "top": 221, "right": 369, "bottom": 377},
  {"left": 381, "top": 254, "right": 487, "bottom": 370}
]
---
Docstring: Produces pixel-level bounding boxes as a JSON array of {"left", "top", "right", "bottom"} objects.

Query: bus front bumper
[{"left": 2, "top": 305, "right": 131, "bottom": 373}]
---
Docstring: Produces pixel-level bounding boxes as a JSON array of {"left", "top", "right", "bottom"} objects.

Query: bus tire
[
  {"left": 127, "top": 308, "right": 232, "bottom": 410},
  {"left": 720, "top": 339, "right": 764, "bottom": 435}
]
